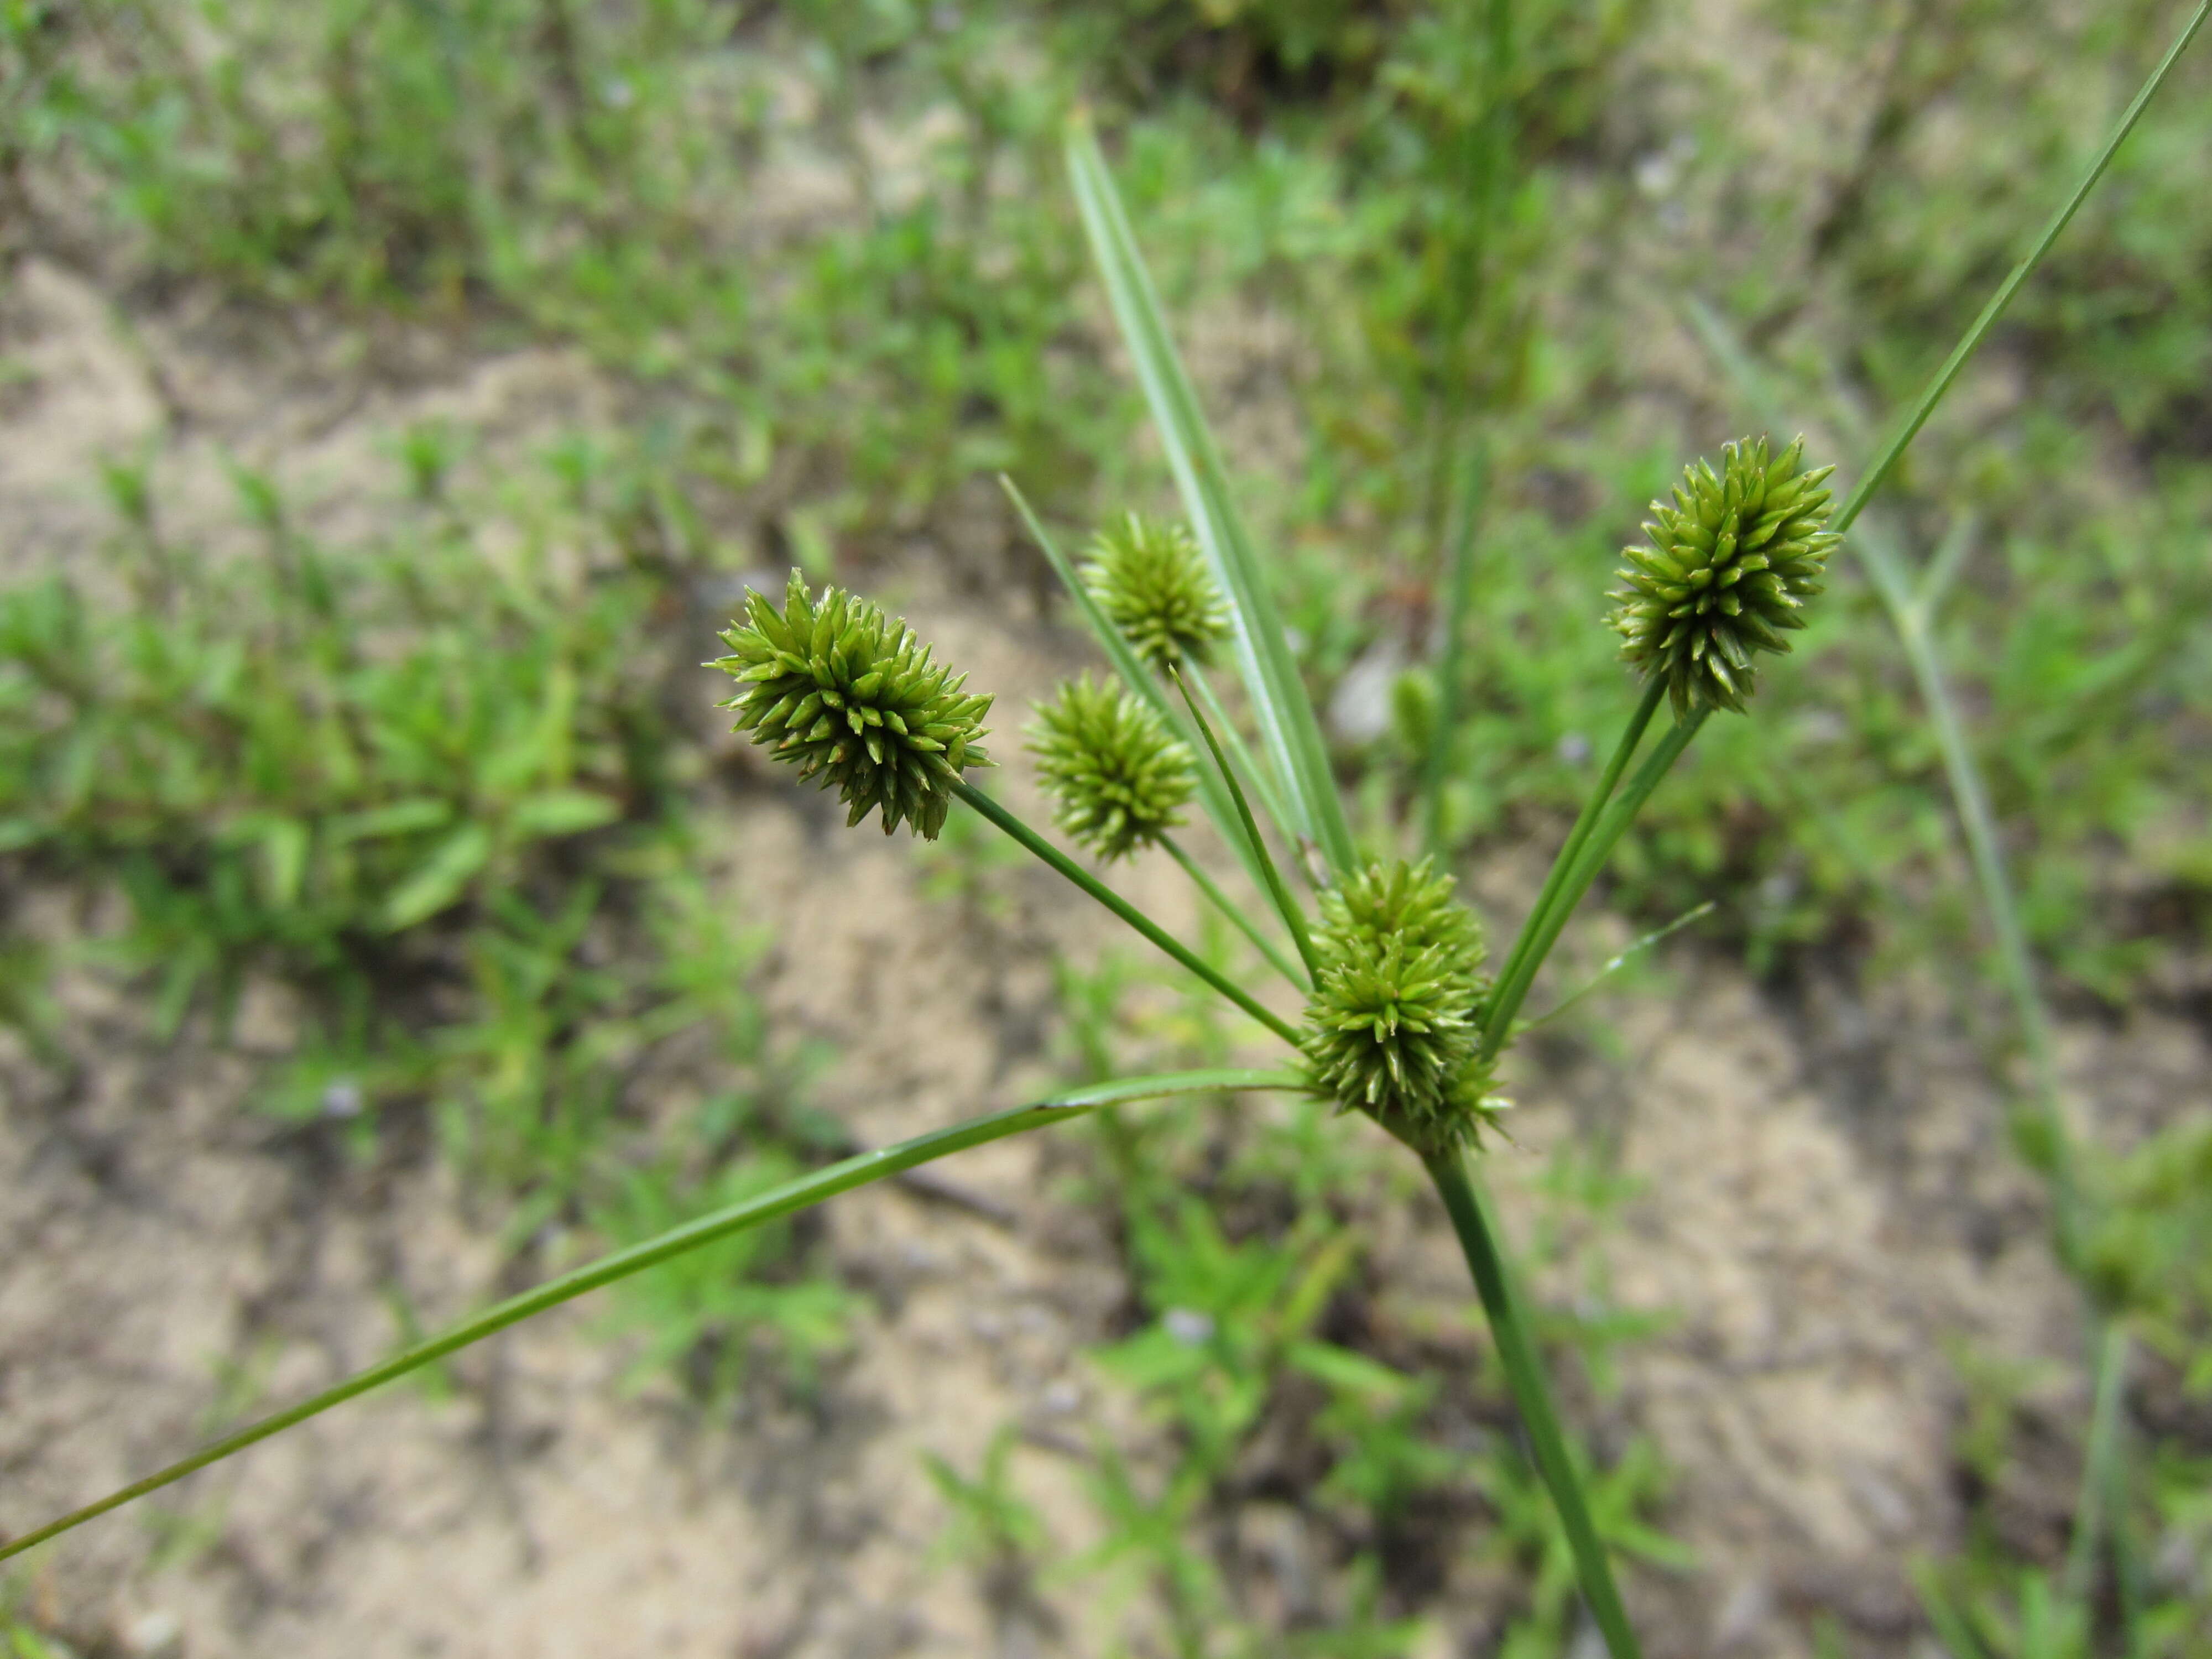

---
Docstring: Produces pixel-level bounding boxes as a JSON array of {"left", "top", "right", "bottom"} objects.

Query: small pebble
[
  {"left": 123, "top": 1611, "right": 182, "bottom": 1658},
  {"left": 1162, "top": 1308, "right": 1214, "bottom": 1345}
]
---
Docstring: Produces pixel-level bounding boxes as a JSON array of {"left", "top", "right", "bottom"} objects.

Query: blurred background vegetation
[{"left": 0, "top": 0, "right": 2208, "bottom": 1653}]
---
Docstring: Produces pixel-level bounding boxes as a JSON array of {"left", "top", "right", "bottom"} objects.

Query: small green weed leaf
[
  {"left": 237, "top": 815, "right": 310, "bottom": 909},
  {"left": 325, "top": 797, "right": 453, "bottom": 844},
  {"left": 153, "top": 947, "right": 210, "bottom": 1042},
  {"left": 5, "top": 1624, "right": 65, "bottom": 1659},
  {"left": 922, "top": 1426, "right": 1050, "bottom": 1568},
  {"left": 1286, "top": 1339, "right": 1417, "bottom": 1404},
  {"left": 507, "top": 788, "right": 622, "bottom": 841},
  {"left": 379, "top": 822, "right": 493, "bottom": 931}
]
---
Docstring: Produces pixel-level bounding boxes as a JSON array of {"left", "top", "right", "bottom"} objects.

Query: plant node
[
  {"left": 1608, "top": 434, "right": 1841, "bottom": 720},
  {"left": 1082, "top": 512, "right": 1232, "bottom": 674},
  {"left": 1027, "top": 674, "right": 1196, "bottom": 862},
  {"left": 713, "top": 570, "right": 992, "bottom": 840},
  {"left": 1300, "top": 858, "right": 1503, "bottom": 1153}
]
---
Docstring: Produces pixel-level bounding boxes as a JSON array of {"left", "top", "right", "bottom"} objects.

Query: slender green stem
[
  {"left": 1481, "top": 675, "right": 1667, "bottom": 1056},
  {"left": 953, "top": 781, "right": 1300, "bottom": 1047},
  {"left": 1853, "top": 520, "right": 2083, "bottom": 1263},
  {"left": 1521, "top": 901, "right": 1716, "bottom": 1031},
  {"left": 1163, "top": 834, "right": 1307, "bottom": 990},
  {"left": 1425, "top": 1149, "right": 1642, "bottom": 1659},
  {"left": 1421, "top": 441, "right": 1488, "bottom": 858},
  {"left": 1170, "top": 664, "right": 1319, "bottom": 980},
  {"left": 1186, "top": 661, "right": 1297, "bottom": 851},
  {"left": 1829, "top": 0, "right": 2210, "bottom": 538},
  {"left": 1481, "top": 709, "right": 1705, "bottom": 1066},
  {"left": 0, "top": 1068, "right": 1300, "bottom": 1564}
]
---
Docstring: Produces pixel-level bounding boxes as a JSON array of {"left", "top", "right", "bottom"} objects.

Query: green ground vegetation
[{"left": 1, "top": 0, "right": 2208, "bottom": 1652}]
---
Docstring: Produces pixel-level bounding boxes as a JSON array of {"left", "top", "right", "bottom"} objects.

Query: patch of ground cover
[{"left": 2, "top": 0, "right": 2210, "bottom": 1652}]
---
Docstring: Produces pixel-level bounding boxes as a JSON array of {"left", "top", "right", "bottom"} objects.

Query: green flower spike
[
  {"left": 1082, "top": 512, "right": 1233, "bottom": 673},
  {"left": 1027, "top": 674, "right": 1197, "bottom": 863},
  {"left": 1608, "top": 434, "right": 1843, "bottom": 721},
  {"left": 713, "top": 570, "right": 992, "bottom": 840},
  {"left": 1300, "top": 858, "right": 1501, "bottom": 1152}
]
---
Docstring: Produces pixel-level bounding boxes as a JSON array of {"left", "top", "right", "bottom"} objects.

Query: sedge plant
[{"left": 6, "top": 24, "right": 2208, "bottom": 1652}]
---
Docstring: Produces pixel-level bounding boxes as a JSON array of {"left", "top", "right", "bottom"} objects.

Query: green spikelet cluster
[
  {"left": 1300, "top": 858, "right": 1501, "bottom": 1151},
  {"left": 1027, "top": 675, "right": 1196, "bottom": 863},
  {"left": 1082, "top": 513, "right": 1233, "bottom": 674},
  {"left": 1608, "top": 435, "right": 1842, "bottom": 719},
  {"left": 713, "top": 570, "right": 992, "bottom": 840}
]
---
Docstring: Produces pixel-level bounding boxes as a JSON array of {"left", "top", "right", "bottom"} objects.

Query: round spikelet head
[
  {"left": 1027, "top": 674, "right": 1196, "bottom": 863},
  {"left": 1608, "top": 435, "right": 1841, "bottom": 721},
  {"left": 1081, "top": 512, "right": 1233, "bottom": 674},
  {"left": 1299, "top": 858, "right": 1503, "bottom": 1152},
  {"left": 712, "top": 570, "right": 992, "bottom": 840}
]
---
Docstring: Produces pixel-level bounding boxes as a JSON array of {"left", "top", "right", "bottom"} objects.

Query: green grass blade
[
  {"left": 1066, "top": 114, "right": 1356, "bottom": 878},
  {"left": 953, "top": 780, "right": 1302, "bottom": 1047},
  {"left": 1000, "top": 474, "right": 1280, "bottom": 899},
  {"left": 2063, "top": 1322, "right": 2132, "bottom": 1601},
  {"left": 0, "top": 1068, "right": 1298, "bottom": 1564},
  {"left": 1426, "top": 1149, "right": 1644, "bottom": 1659},
  {"left": 1828, "top": 0, "right": 2211, "bottom": 537},
  {"left": 1421, "top": 441, "right": 1488, "bottom": 856}
]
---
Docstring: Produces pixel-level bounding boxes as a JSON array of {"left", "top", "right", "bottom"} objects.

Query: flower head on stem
[
  {"left": 1300, "top": 858, "right": 1503, "bottom": 1154},
  {"left": 1609, "top": 435, "right": 1841, "bottom": 721},
  {"left": 713, "top": 570, "right": 993, "bottom": 840},
  {"left": 1082, "top": 513, "right": 1232, "bottom": 674},
  {"left": 1028, "top": 674, "right": 1197, "bottom": 863}
]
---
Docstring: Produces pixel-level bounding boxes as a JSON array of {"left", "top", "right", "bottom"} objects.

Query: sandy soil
[{"left": 0, "top": 222, "right": 2199, "bottom": 1659}]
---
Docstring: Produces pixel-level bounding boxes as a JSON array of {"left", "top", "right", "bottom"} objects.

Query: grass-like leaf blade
[
  {"left": 0, "top": 1067, "right": 1303, "bottom": 1564},
  {"left": 1065, "top": 114, "right": 1356, "bottom": 879}
]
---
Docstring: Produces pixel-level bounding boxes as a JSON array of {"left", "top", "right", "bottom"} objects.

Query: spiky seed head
[
  {"left": 1026, "top": 674, "right": 1196, "bottom": 863},
  {"left": 1607, "top": 435, "right": 1843, "bottom": 721},
  {"left": 712, "top": 570, "right": 992, "bottom": 841},
  {"left": 1081, "top": 513, "right": 1233, "bottom": 674},
  {"left": 1299, "top": 858, "right": 1503, "bottom": 1152}
]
